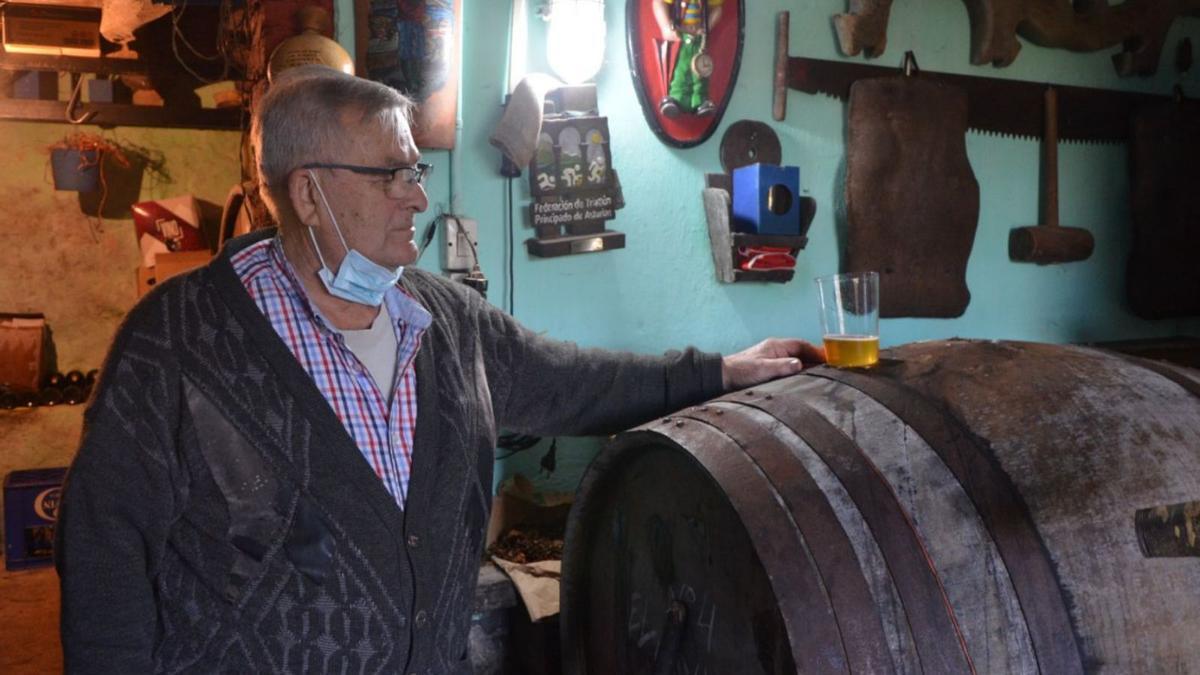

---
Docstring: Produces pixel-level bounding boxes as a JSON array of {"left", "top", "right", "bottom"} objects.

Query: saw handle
[{"left": 1040, "top": 86, "right": 1058, "bottom": 228}]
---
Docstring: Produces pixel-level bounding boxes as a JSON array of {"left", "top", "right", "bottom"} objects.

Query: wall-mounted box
[
  {"left": 440, "top": 215, "right": 479, "bottom": 272},
  {"left": 732, "top": 163, "right": 802, "bottom": 235},
  {"left": 4, "top": 467, "right": 67, "bottom": 571},
  {"left": 704, "top": 173, "right": 815, "bottom": 283},
  {"left": 1, "top": 3, "right": 101, "bottom": 57}
]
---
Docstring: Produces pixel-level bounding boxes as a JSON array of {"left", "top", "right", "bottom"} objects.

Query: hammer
[{"left": 1009, "top": 86, "right": 1095, "bottom": 264}]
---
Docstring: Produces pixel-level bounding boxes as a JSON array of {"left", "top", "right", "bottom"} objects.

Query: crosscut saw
[{"left": 772, "top": 11, "right": 1173, "bottom": 144}]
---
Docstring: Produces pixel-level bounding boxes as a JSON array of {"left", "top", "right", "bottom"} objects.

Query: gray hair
[{"left": 251, "top": 65, "right": 415, "bottom": 220}]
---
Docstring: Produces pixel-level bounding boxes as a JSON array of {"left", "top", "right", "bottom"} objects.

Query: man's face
[{"left": 307, "top": 110, "right": 428, "bottom": 270}]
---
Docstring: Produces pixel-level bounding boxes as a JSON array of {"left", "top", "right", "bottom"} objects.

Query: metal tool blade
[{"left": 781, "top": 56, "right": 1168, "bottom": 144}]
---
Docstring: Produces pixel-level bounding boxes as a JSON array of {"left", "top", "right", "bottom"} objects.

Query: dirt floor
[{"left": 0, "top": 561, "right": 61, "bottom": 673}]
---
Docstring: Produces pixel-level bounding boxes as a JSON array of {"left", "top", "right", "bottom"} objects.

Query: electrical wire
[
  {"left": 459, "top": 218, "right": 480, "bottom": 267},
  {"left": 417, "top": 214, "right": 439, "bottom": 260},
  {"left": 507, "top": 176, "right": 515, "bottom": 315},
  {"left": 170, "top": 0, "right": 232, "bottom": 85},
  {"left": 495, "top": 432, "right": 543, "bottom": 460}
]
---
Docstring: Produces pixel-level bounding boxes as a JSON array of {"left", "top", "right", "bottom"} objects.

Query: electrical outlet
[{"left": 440, "top": 216, "right": 479, "bottom": 272}]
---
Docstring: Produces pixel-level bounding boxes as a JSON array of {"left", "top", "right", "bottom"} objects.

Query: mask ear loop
[{"left": 305, "top": 169, "right": 352, "bottom": 271}]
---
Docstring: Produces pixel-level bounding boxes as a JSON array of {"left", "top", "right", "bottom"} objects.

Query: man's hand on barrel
[{"left": 721, "top": 338, "right": 826, "bottom": 391}]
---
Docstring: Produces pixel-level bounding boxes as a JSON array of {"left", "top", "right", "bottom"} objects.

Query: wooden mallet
[{"left": 1009, "top": 86, "right": 1095, "bottom": 264}]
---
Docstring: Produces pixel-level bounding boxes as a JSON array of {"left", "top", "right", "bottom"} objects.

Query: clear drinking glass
[{"left": 815, "top": 271, "right": 880, "bottom": 368}]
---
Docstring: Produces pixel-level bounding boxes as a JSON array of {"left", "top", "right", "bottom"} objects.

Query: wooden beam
[{"left": 0, "top": 98, "right": 243, "bottom": 130}]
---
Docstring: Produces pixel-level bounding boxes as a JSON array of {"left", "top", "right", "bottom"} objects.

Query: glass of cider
[{"left": 815, "top": 271, "right": 880, "bottom": 368}]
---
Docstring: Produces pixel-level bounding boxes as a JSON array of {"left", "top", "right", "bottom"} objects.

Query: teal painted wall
[{"left": 370, "top": 1, "right": 1199, "bottom": 492}]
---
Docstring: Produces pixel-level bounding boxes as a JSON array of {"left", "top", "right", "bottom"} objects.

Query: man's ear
[{"left": 287, "top": 170, "right": 321, "bottom": 228}]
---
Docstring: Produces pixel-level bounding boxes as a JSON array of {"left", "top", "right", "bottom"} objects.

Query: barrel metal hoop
[
  {"left": 661, "top": 418, "right": 853, "bottom": 674},
  {"left": 677, "top": 405, "right": 892, "bottom": 673},
  {"left": 723, "top": 393, "right": 977, "bottom": 675},
  {"left": 805, "top": 367, "right": 1086, "bottom": 675}
]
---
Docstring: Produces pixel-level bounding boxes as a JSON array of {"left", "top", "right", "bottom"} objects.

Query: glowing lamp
[{"left": 545, "top": 0, "right": 606, "bottom": 84}]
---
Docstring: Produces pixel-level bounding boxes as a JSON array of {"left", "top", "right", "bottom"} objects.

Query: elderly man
[{"left": 56, "top": 66, "right": 822, "bottom": 673}]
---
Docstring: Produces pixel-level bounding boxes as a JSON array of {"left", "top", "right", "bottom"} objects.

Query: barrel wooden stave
[
  {"left": 681, "top": 404, "right": 897, "bottom": 674},
  {"left": 762, "top": 375, "right": 1039, "bottom": 674},
  {"left": 706, "top": 401, "right": 922, "bottom": 675},
  {"left": 880, "top": 342, "right": 1200, "bottom": 672}
]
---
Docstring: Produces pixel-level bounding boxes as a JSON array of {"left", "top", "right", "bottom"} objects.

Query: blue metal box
[
  {"left": 731, "top": 163, "right": 802, "bottom": 235},
  {"left": 4, "top": 467, "right": 67, "bottom": 571}
]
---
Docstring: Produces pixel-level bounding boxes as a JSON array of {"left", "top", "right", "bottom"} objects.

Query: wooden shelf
[
  {"left": 0, "top": 53, "right": 148, "bottom": 76},
  {"left": 703, "top": 186, "right": 815, "bottom": 283},
  {"left": 732, "top": 269, "right": 797, "bottom": 283},
  {"left": 0, "top": 47, "right": 244, "bottom": 130},
  {"left": 732, "top": 232, "right": 810, "bottom": 248},
  {"left": 0, "top": 98, "right": 243, "bottom": 130}
]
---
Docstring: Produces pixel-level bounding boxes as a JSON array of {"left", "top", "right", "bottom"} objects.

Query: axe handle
[{"left": 1041, "top": 87, "right": 1059, "bottom": 228}]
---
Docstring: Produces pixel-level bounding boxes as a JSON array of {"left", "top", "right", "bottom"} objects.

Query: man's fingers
[
  {"left": 799, "top": 341, "right": 827, "bottom": 364},
  {"left": 766, "top": 357, "right": 806, "bottom": 379},
  {"left": 767, "top": 338, "right": 826, "bottom": 364}
]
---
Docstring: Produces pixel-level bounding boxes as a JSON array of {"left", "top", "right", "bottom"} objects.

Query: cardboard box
[
  {"left": 87, "top": 77, "right": 132, "bottom": 104},
  {"left": 131, "top": 195, "right": 207, "bottom": 269},
  {"left": 135, "top": 251, "right": 212, "bottom": 298},
  {"left": 11, "top": 69, "right": 58, "bottom": 100},
  {"left": 0, "top": 313, "right": 54, "bottom": 393},
  {"left": 4, "top": 467, "right": 67, "bottom": 571},
  {"left": 1, "top": 3, "right": 101, "bottom": 58}
]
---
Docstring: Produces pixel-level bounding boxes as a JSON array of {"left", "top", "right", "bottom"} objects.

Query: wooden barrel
[{"left": 560, "top": 340, "right": 1200, "bottom": 674}]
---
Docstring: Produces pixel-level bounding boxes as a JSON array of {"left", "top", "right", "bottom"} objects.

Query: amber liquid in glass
[{"left": 823, "top": 335, "right": 880, "bottom": 368}]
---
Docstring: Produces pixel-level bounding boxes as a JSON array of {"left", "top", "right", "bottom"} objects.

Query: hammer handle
[{"left": 1041, "top": 87, "right": 1059, "bottom": 228}]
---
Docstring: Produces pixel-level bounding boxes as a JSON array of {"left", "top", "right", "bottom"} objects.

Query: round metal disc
[{"left": 720, "top": 120, "right": 782, "bottom": 174}]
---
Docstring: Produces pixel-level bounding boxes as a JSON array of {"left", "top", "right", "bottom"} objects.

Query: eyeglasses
[{"left": 301, "top": 162, "right": 433, "bottom": 187}]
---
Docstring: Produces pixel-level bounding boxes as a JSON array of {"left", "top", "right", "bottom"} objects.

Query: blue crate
[
  {"left": 731, "top": 163, "right": 802, "bottom": 235},
  {"left": 4, "top": 467, "right": 67, "bottom": 571}
]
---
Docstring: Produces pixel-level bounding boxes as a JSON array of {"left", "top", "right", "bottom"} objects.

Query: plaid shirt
[{"left": 230, "top": 237, "right": 431, "bottom": 506}]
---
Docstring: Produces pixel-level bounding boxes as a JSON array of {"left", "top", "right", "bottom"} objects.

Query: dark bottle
[
  {"left": 19, "top": 392, "right": 38, "bottom": 408},
  {"left": 65, "top": 370, "right": 86, "bottom": 386},
  {"left": 85, "top": 369, "right": 99, "bottom": 386},
  {"left": 38, "top": 388, "right": 64, "bottom": 407},
  {"left": 62, "top": 385, "right": 86, "bottom": 405},
  {"left": 47, "top": 372, "right": 65, "bottom": 389},
  {"left": 0, "top": 391, "right": 17, "bottom": 409}
]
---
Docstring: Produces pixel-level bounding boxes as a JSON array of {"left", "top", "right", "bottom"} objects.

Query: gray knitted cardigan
[{"left": 56, "top": 229, "right": 724, "bottom": 674}]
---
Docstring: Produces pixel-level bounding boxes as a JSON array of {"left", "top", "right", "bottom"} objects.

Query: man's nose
[{"left": 391, "top": 180, "right": 429, "bottom": 213}]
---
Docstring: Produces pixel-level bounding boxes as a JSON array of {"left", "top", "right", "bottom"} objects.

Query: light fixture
[{"left": 544, "top": 0, "right": 606, "bottom": 84}]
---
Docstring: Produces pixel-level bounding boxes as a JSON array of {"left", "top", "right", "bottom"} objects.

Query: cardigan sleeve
[
  {"left": 471, "top": 291, "right": 726, "bottom": 437},
  {"left": 55, "top": 306, "right": 183, "bottom": 674}
]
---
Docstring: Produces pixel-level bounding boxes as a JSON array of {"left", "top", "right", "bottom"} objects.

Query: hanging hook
[
  {"left": 65, "top": 76, "right": 97, "bottom": 125},
  {"left": 902, "top": 51, "right": 920, "bottom": 77}
]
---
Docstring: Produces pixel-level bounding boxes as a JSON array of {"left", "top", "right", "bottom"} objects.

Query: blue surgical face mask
[{"left": 305, "top": 170, "right": 403, "bottom": 306}]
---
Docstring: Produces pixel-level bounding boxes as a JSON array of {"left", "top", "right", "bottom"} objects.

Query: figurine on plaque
[{"left": 653, "top": 0, "right": 723, "bottom": 118}]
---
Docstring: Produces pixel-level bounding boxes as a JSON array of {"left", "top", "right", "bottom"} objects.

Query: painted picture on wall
[
  {"left": 355, "top": 0, "right": 461, "bottom": 149},
  {"left": 626, "top": 0, "right": 743, "bottom": 148}
]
